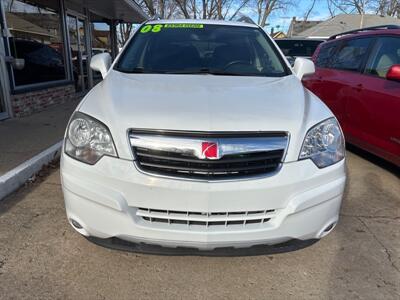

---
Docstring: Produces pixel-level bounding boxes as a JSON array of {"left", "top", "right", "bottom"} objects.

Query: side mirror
[
  {"left": 12, "top": 58, "right": 25, "bottom": 70},
  {"left": 5, "top": 56, "right": 25, "bottom": 70},
  {"left": 90, "top": 53, "right": 112, "bottom": 79},
  {"left": 386, "top": 65, "right": 400, "bottom": 82},
  {"left": 293, "top": 57, "right": 315, "bottom": 80}
]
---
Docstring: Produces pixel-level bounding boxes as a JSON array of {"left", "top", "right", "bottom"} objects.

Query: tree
[
  {"left": 327, "top": 0, "right": 338, "bottom": 16},
  {"left": 137, "top": 0, "right": 181, "bottom": 18},
  {"left": 327, "top": 0, "right": 375, "bottom": 14},
  {"left": 175, "top": 0, "right": 192, "bottom": 18},
  {"left": 180, "top": 0, "right": 252, "bottom": 20},
  {"left": 255, "top": 0, "right": 294, "bottom": 27},
  {"left": 117, "top": 23, "right": 134, "bottom": 48},
  {"left": 327, "top": 0, "right": 400, "bottom": 17},
  {"left": 375, "top": 0, "right": 400, "bottom": 17},
  {"left": 303, "top": 0, "right": 318, "bottom": 21},
  {"left": 137, "top": 0, "right": 252, "bottom": 20}
]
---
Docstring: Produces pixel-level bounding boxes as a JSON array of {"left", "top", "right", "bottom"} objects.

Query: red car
[{"left": 303, "top": 25, "right": 400, "bottom": 167}]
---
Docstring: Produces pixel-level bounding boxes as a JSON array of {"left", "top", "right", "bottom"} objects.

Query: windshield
[
  {"left": 115, "top": 24, "right": 289, "bottom": 77},
  {"left": 275, "top": 39, "right": 323, "bottom": 57}
]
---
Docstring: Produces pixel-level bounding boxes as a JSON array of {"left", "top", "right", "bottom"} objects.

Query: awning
[{"left": 65, "top": 0, "right": 148, "bottom": 23}]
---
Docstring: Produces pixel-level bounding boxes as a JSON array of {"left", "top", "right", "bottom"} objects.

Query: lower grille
[{"left": 136, "top": 207, "right": 276, "bottom": 228}]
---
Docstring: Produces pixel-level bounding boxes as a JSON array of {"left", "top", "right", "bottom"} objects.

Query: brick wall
[{"left": 11, "top": 84, "right": 77, "bottom": 117}]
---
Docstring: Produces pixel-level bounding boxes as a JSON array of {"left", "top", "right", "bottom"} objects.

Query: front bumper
[{"left": 61, "top": 154, "right": 346, "bottom": 250}]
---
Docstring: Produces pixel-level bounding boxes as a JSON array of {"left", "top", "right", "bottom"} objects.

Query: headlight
[
  {"left": 299, "top": 118, "right": 345, "bottom": 168},
  {"left": 64, "top": 112, "right": 117, "bottom": 164}
]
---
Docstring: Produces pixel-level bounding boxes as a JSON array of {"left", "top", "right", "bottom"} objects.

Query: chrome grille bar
[
  {"left": 130, "top": 134, "right": 288, "bottom": 160},
  {"left": 129, "top": 130, "right": 289, "bottom": 180}
]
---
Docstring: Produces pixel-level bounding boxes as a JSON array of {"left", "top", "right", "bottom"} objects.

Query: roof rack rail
[{"left": 329, "top": 24, "right": 400, "bottom": 40}]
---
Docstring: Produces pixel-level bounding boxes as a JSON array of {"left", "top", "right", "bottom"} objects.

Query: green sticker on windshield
[
  {"left": 140, "top": 24, "right": 203, "bottom": 33},
  {"left": 140, "top": 24, "right": 162, "bottom": 33},
  {"left": 164, "top": 24, "right": 204, "bottom": 29}
]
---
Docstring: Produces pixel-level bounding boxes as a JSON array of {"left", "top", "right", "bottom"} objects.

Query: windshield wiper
[
  {"left": 129, "top": 67, "right": 146, "bottom": 73},
  {"left": 115, "top": 67, "right": 168, "bottom": 74},
  {"left": 117, "top": 67, "right": 267, "bottom": 77},
  {"left": 164, "top": 68, "right": 246, "bottom": 76},
  {"left": 114, "top": 67, "right": 144, "bottom": 73}
]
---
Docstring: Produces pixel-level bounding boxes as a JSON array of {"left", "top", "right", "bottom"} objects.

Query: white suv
[{"left": 61, "top": 20, "right": 346, "bottom": 251}]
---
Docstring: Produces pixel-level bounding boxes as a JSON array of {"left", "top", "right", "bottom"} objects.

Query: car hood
[{"left": 79, "top": 70, "right": 332, "bottom": 161}]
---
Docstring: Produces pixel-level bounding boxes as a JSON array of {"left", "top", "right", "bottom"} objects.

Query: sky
[{"left": 251, "top": 0, "right": 333, "bottom": 33}]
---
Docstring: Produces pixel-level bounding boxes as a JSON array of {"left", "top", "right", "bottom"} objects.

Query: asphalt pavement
[{"left": 0, "top": 150, "right": 399, "bottom": 299}]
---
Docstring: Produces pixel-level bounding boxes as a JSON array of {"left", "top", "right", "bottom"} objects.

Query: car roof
[
  {"left": 328, "top": 28, "right": 400, "bottom": 43},
  {"left": 275, "top": 38, "right": 325, "bottom": 42},
  {"left": 146, "top": 19, "right": 259, "bottom": 28}
]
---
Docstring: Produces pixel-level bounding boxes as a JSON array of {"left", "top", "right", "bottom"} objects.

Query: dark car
[
  {"left": 302, "top": 25, "right": 400, "bottom": 166},
  {"left": 9, "top": 39, "right": 66, "bottom": 86},
  {"left": 275, "top": 38, "right": 324, "bottom": 66}
]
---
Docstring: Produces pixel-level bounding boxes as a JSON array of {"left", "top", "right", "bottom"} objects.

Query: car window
[
  {"left": 115, "top": 24, "right": 288, "bottom": 77},
  {"left": 315, "top": 42, "right": 338, "bottom": 68},
  {"left": 330, "top": 38, "right": 373, "bottom": 72},
  {"left": 10, "top": 39, "right": 66, "bottom": 86},
  {"left": 10, "top": 40, "right": 39, "bottom": 57},
  {"left": 275, "top": 40, "right": 323, "bottom": 57},
  {"left": 365, "top": 36, "right": 400, "bottom": 78},
  {"left": 29, "top": 45, "right": 64, "bottom": 67}
]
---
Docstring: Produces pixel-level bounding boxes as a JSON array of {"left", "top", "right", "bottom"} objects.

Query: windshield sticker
[
  {"left": 140, "top": 24, "right": 204, "bottom": 33},
  {"left": 164, "top": 24, "right": 204, "bottom": 29}
]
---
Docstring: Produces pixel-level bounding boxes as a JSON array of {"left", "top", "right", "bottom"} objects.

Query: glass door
[
  {"left": 0, "top": 85, "right": 7, "bottom": 120},
  {"left": 0, "top": 3, "right": 9, "bottom": 120},
  {"left": 67, "top": 14, "right": 89, "bottom": 92}
]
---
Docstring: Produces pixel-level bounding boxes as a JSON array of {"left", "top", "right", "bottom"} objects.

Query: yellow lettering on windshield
[
  {"left": 164, "top": 24, "right": 204, "bottom": 29},
  {"left": 139, "top": 24, "right": 204, "bottom": 33},
  {"left": 151, "top": 24, "right": 163, "bottom": 32},
  {"left": 140, "top": 25, "right": 152, "bottom": 33}
]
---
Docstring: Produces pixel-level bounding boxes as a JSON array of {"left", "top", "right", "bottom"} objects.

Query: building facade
[
  {"left": 0, "top": 0, "right": 147, "bottom": 120},
  {"left": 287, "top": 17, "right": 323, "bottom": 38}
]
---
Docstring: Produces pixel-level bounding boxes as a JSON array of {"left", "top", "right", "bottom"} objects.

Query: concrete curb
[{"left": 0, "top": 141, "right": 63, "bottom": 201}]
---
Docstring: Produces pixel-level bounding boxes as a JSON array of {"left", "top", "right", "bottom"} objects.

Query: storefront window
[
  {"left": 91, "top": 22, "right": 111, "bottom": 54},
  {"left": 4, "top": 0, "right": 67, "bottom": 86},
  {"left": 67, "top": 15, "right": 89, "bottom": 91},
  {"left": 0, "top": 88, "right": 6, "bottom": 117},
  {"left": 90, "top": 21, "right": 111, "bottom": 81}
]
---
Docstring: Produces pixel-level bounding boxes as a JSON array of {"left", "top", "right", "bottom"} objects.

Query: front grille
[
  {"left": 136, "top": 207, "right": 276, "bottom": 228},
  {"left": 133, "top": 148, "right": 284, "bottom": 180},
  {"left": 130, "top": 130, "right": 287, "bottom": 180}
]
